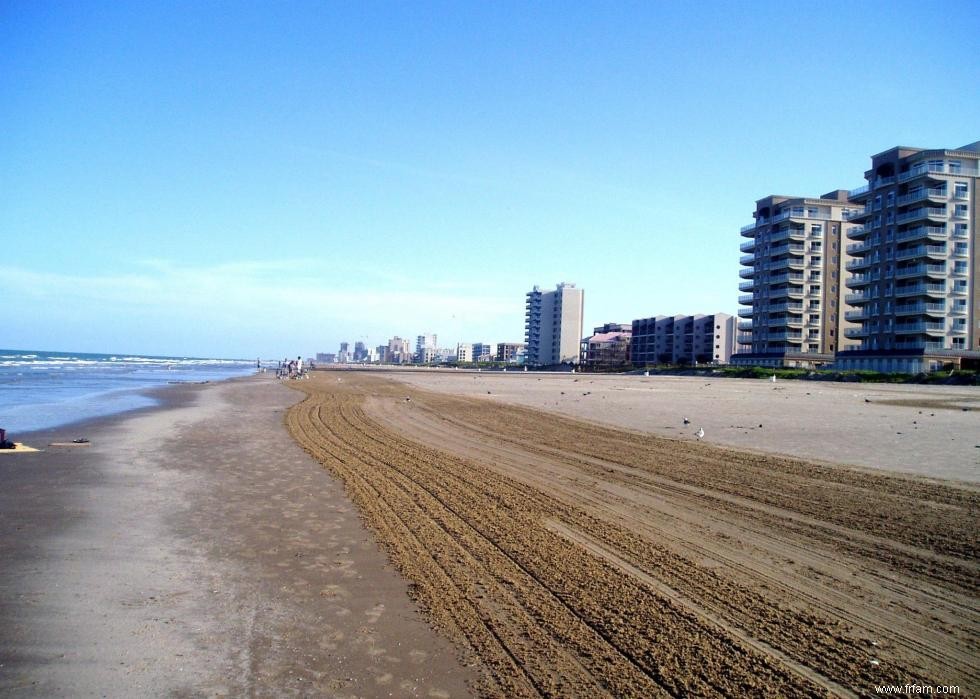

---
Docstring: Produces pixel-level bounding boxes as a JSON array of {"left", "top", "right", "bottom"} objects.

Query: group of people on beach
[{"left": 276, "top": 356, "right": 307, "bottom": 380}]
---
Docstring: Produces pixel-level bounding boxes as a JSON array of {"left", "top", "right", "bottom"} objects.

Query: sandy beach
[
  {"left": 384, "top": 368, "right": 980, "bottom": 483},
  {"left": 0, "top": 375, "right": 475, "bottom": 697},
  {"left": 2, "top": 368, "right": 977, "bottom": 697}
]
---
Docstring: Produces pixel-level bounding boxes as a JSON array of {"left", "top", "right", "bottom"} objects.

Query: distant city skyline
[{"left": 2, "top": 2, "right": 978, "bottom": 358}]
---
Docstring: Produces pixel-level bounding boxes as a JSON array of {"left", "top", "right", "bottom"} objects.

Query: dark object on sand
[
  {"left": 72, "top": 438, "right": 90, "bottom": 444},
  {"left": 0, "top": 428, "right": 14, "bottom": 450}
]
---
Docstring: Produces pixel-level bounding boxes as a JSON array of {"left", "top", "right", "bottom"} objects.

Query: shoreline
[{"left": 0, "top": 374, "right": 476, "bottom": 696}]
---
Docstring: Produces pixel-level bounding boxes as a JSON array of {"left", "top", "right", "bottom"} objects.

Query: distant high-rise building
[
  {"left": 387, "top": 336, "right": 412, "bottom": 364},
  {"left": 338, "top": 341, "right": 350, "bottom": 364},
  {"left": 353, "top": 341, "right": 367, "bottom": 362},
  {"left": 524, "top": 282, "right": 584, "bottom": 366},
  {"left": 456, "top": 343, "right": 473, "bottom": 363},
  {"left": 735, "top": 191, "right": 857, "bottom": 368},
  {"left": 836, "top": 141, "right": 980, "bottom": 372},
  {"left": 415, "top": 334, "right": 437, "bottom": 363}
]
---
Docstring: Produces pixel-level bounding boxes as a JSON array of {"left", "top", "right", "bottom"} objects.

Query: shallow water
[{"left": 0, "top": 349, "right": 258, "bottom": 433}]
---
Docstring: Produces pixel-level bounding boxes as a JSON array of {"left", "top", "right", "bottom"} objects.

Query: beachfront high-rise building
[
  {"left": 415, "top": 334, "right": 437, "bottom": 364},
  {"left": 456, "top": 343, "right": 473, "bottom": 363},
  {"left": 386, "top": 336, "right": 412, "bottom": 364},
  {"left": 524, "top": 282, "right": 584, "bottom": 366},
  {"left": 338, "top": 341, "right": 350, "bottom": 364},
  {"left": 735, "top": 191, "right": 859, "bottom": 368},
  {"left": 353, "top": 341, "right": 367, "bottom": 362},
  {"left": 630, "top": 314, "right": 735, "bottom": 366},
  {"left": 836, "top": 142, "right": 980, "bottom": 372}
]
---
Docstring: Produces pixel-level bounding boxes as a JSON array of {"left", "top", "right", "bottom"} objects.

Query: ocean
[{"left": 0, "top": 349, "right": 259, "bottom": 434}]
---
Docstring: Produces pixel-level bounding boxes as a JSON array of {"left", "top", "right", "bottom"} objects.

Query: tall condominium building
[
  {"left": 415, "top": 334, "right": 437, "bottom": 363},
  {"left": 456, "top": 343, "right": 473, "bottom": 362},
  {"left": 524, "top": 282, "right": 585, "bottom": 366},
  {"left": 735, "top": 191, "right": 858, "bottom": 368},
  {"left": 631, "top": 313, "right": 735, "bottom": 366},
  {"left": 836, "top": 142, "right": 980, "bottom": 372},
  {"left": 337, "top": 341, "right": 350, "bottom": 364}
]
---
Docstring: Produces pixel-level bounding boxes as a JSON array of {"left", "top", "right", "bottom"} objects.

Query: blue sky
[{"left": 2, "top": 1, "right": 978, "bottom": 358}]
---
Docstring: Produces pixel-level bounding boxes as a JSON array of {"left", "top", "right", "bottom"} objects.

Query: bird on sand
[
  {"left": 696, "top": 427, "right": 705, "bottom": 440},
  {"left": 683, "top": 417, "right": 690, "bottom": 425}
]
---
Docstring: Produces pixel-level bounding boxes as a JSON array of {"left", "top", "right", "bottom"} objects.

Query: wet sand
[{"left": 0, "top": 375, "right": 475, "bottom": 697}]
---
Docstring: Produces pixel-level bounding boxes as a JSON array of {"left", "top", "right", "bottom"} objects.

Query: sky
[{"left": 1, "top": 1, "right": 978, "bottom": 359}]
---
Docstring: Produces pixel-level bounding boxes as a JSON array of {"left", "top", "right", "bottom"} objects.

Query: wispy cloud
[{"left": 3, "top": 259, "right": 516, "bottom": 332}]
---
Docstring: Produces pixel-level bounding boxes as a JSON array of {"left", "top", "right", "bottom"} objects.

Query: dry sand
[
  {"left": 381, "top": 368, "right": 980, "bottom": 483},
  {"left": 287, "top": 370, "right": 979, "bottom": 697},
  {"left": 0, "top": 376, "right": 475, "bottom": 697}
]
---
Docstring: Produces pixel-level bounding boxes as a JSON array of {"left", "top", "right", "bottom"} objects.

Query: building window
[
  {"left": 954, "top": 182, "right": 969, "bottom": 198},
  {"left": 886, "top": 192, "right": 895, "bottom": 206},
  {"left": 954, "top": 204, "right": 968, "bottom": 217}
]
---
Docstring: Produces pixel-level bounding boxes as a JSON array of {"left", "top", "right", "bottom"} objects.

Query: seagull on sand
[
  {"left": 696, "top": 427, "right": 705, "bottom": 440},
  {"left": 683, "top": 417, "right": 690, "bottom": 425}
]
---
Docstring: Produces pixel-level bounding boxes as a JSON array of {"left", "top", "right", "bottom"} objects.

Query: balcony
[
  {"left": 769, "top": 331, "right": 803, "bottom": 343},
  {"left": 769, "top": 242, "right": 806, "bottom": 256},
  {"left": 740, "top": 254, "right": 755, "bottom": 266},
  {"left": 895, "top": 264, "right": 946, "bottom": 280},
  {"left": 896, "top": 207, "right": 947, "bottom": 225},
  {"left": 740, "top": 240, "right": 757, "bottom": 253},
  {"left": 846, "top": 240, "right": 875, "bottom": 255},
  {"left": 895, "top": 244, "right": 946, "bottom": 261},
  {"left": 897, "top": 188, "right": 947, "bottom": 206},
  {"left": 738, "top": 294, "right": 754, "bottom": 305},
  {"left": 768, "top": 228, "right": 806, "bottom": 244},
  {"left": 894, "top": 322, "right": 945, "bottom": 335},
  {"left": 895, "top": 226, "right": 947, "bottom": 243},
  {"left": 847, "top": 225, "right": 868, "bottom": 239},
  {"left": 845, "top": 207, "right": 871, "bottom": 221},
  {"left": 894, "top": 302, "right": 945, "bottom": 317},
  {"left": 737, "top": 334, "right": 753, "bottom": 346},
  {"left": 895, "top": 340, "right": 946, "bottom": 351},
  {"left": 898, "top": 163, "right": 980, "bottom": 183},
  {"left": 738, "top": 307, "right": 753, "bottom": 318},
  {"left": 844, "top": 309, "right": 870, "bottom": 321},
  {"left": 737, "top": 321, "right": 753, "bottom": 332},
  {"left": 769, "top": 302, "right": 804, "bottom": 314},
  {"left": 847, "top": 272, "right": 876, "bottom": 287},
  {"left": 769, "top": 272, "right": 805, "bottom": 285},
  {"left": 785, "top": 315, "right": 804, "bottom": 328},
  {"left": 768, "top": 286, "right": 804, "bottom": 301},
  {"left": 848, "top": 183, "right": 870, "bottom": 199},
  {"left": 894, "top": 283, "right": 946, "bottom": 298},
  {"left": 846, "top": 256, "right": 875, "bottom": 271},
  {"left": 844, "top": 327, "right": 871, "bottom": 338},
  {"left": 846, "top": 291, "right": 872, "bottom": 304},
  {"left": 739, "top": 281, "right": 755, "bottom": 292},
  {"left": 740, "top": 221, "right": 760, "bottom": 234}
]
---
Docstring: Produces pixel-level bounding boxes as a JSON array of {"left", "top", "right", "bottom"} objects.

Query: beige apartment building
[
  {"left": 631, "top": 314, "right": 735, "bottom": 366},
  {"left": 735, "top": 191, "right": 859, "bottom": 368},
  {"left": 836, "top": 142, "right": 980, "bottom": 372},
  {"left": 524, "top": 282, "right": 584, "bottom": 366}
]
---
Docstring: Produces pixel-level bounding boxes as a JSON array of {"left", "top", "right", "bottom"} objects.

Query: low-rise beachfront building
[
  {"left": 472, "top": 343, "right": 497, "bottom": 363},
  {"left": 733, "top": 190, "right": 858, "bottom": 368},
  {"left": 630, "top": 314, "right": 735, "bottom": 366},
  {"left": 496, "top": 342, "right": 526, "bottom": 364},
  {"left": 315, "top": 352, "right": 335, "bottom": 363},
  {"left": 583, "top": 323, "right": 632, "bottom": 370},
  {"left": 836, "top": 141, "right": 980, "bottom": 373},
  {"left": 525, "top": 282, "right": 585, "bottom": 366},
  {"left": 456, "top": 343, "right": 473, "bottom": 363}
]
